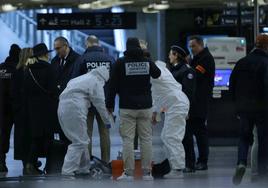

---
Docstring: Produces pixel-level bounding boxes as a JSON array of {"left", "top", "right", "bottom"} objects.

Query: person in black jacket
[
  {"left": 0, "top": 44, "right": 21, "bottom": 173},
  {"left": 51, "top": 37, "right": 80, "bottom": 143},
  {"left": 23, "top": 43, "right": 58, "bottom": 175},
  {"left": 230, "top": 34, "right": 268, "bottom": 185},
  {"left": 0, "top": 57, "right": 17, "bottom": 173},
  {"left": 168, "top": 45, "right": 196, "bottom": 102},
  {"left": 184, "top": 36, "right": 215, "bottom": 172},
  {"left": 72, "top": 35, "right": 115, "bottom": 163},
  {"left": 106, "top": 37, "right": 161, "bottom": 181}
]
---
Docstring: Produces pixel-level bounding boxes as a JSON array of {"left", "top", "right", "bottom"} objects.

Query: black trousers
[
  {"left": 237, "top": 114, "right": 268, "bottom": 175},
  {"left": 0, "top": 110, "right": 14, "bottom": 164},
  {"left": 183, "top": 117, "right": 209, "bottom": 168}
]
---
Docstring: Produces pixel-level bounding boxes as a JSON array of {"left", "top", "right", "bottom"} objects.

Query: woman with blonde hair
[
  {"left": 16, "top": 48, "right": 33, "bottom": 70},
  {"left": 12, "top": 47, "right": 34, "bottom": 173}
]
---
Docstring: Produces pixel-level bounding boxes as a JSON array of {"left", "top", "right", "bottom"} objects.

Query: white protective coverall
[
  {"left": 151, "top": 60, "right": 190, "bottom": 170},
  {"left": 58, "top": 67, "right": 113, "bottom": 175}
]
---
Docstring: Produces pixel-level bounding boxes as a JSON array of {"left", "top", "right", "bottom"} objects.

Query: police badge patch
[{"left": 187, "top": 73, "right": 194, "bottom": 79}]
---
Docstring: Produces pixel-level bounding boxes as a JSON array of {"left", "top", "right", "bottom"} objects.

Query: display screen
[
  {"left": 37, "top": 13, "right": 137, "bottom": 30},
  {"left": 214, "top": 69, "right": 232, "bottom": 87}
]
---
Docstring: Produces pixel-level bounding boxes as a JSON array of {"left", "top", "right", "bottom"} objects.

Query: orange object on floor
[{"left": 111, "top": 160, "right": 143, "bottom": 180}]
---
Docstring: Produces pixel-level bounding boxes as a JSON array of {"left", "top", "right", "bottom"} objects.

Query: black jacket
[
  {"left": 11, "top": 68, "right": 30, "bottom": 160},
  {"left": 169, "top": 62, "right": 196, "bottom": 102},
  {"left": 72, "top": 46, "right": 115, "bottom": 78},
  {"left": 51, "top": 48, "right": 80, "bottom": 95},
  {"left": 106, "top": 48, "right": 161, "bottom": 110},
  {"left": 190, "top": 47, "right": 215, "bottom": 118},
  {"left": 24, "top": 60, "right": 58, "bottom": 139},
  {"left": 229, "top": 49, "right": 268, "bottom": 114},
  {"left": 0, "top": 61, "right": 16, "bottom": 115}
]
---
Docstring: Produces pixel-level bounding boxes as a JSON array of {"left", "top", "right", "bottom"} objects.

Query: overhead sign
[{"left": 37, "top": 13, "right": 137, "bottom": 30}]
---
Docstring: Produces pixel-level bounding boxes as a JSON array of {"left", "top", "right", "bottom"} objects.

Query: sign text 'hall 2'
[{"left": 37, "top": 13, "right": 137, "bottom": 30}]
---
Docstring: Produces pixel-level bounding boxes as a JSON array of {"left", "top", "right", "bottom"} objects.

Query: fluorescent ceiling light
[
  {"left": 113, "top": 0, "right": 134, "bottom": 6},
  {"left": 30, "top": 0, "right": 48, "bottom": 2},
  {"left": 154, "top": 0, "right": 170, "bottom": 10},
  {"left": 78, "top": 3, "right": 91, "bottom": 9},
  {"left": 1, "top": 4, "right": 17, "bottom": 12},
  {"left": 142, "top": 4, "right": 160, "bottom": 14},
  {"left": 91, "top": 0, "right": 113, "bottom": 9}
]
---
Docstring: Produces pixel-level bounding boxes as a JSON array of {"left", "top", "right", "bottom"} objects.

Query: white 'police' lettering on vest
[
  {"left": 86, "top": 61, "right": 111, "bottom": 72},
  {"left": 125, "top": 62, "right": 150, "bottom": 76}
]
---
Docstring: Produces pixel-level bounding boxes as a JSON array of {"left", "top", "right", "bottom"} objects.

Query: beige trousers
[
  {"left": 87, "top": 111, "right": 111, "bottom": 163},
  {"left": 119, "top": 108, "right": 153, "bottom": 175}
]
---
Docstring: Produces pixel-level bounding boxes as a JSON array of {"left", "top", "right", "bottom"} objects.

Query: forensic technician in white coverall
[
  {"left": 58, "top": 66, "right": 113, "bottom": 175},
  {"left": 151, "top": 60, "right": 190, "bottom": 179}
]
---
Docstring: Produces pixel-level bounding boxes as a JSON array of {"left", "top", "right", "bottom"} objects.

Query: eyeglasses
[{"left": 54, "top": 45, "right": 65, "bottom": 51}]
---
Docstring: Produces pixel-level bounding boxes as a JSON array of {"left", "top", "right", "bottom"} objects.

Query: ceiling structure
[{"left": 0, "top": 0, "right": 259, "bottom": 12}]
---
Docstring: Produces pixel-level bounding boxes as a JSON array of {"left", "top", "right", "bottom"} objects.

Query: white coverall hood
[{"left": 90, "top": 66, "right": 110, "bottom": 84}]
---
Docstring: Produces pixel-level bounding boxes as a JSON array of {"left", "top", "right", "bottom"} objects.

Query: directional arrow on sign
[{"left": 39, "top": 18, "right": 47, "bottom": 25}]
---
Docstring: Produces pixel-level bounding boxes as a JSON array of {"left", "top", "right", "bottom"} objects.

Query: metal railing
[{"left": 0, "top": 10, "right": 121, "bottom": 59}]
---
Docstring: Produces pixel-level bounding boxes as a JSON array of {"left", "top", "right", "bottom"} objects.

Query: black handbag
[{"left": 152, "top": 159, "right": 171, "bottom": 178}]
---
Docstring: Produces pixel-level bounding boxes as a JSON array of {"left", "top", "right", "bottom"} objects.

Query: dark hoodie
[{"left": 106, "top": 38, "right": 161, "bottom": 110}]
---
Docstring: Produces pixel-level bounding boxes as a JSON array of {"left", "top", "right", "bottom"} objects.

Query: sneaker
[
  {"left": 75, "top": 169, "right": 90, "bottom": 176},
  {"left": 116, "top": 172, "right": 134, "bottom": 181},
  {"left": 183, "top": 167, "right": 195, "bottom": 173},
  {"left": 143, "top": 173, "right": 154, "bottom": 181},
  {"left": 164, "top": 169, "right": 184, "bottom": 179},
  {"left": 0, "top": 163, "right": 8, "bottom": 173},
  {"left": 232, "top": 164, "right": 246, "bottom": 185},
  {"left": 62, "top": 171, "right": 75, "bottom": 176}
]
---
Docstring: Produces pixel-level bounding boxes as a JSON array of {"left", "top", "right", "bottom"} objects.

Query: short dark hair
[
  {"left": 189, "top": 35, "right": 204, "bottom": 46},
  {"left": 54, "top": 36, "right": 69, "bottom": 46}
]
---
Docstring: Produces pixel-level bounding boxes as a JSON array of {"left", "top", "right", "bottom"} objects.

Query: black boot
[
  {"left": 195, "top": 162, "right": 208, "bottom": 171},
  {"left": 0, "top": 163, "right": 8, "bottom": 173},
  {"left": 23, "top": 163, "right": 43, "bottom": 176}
]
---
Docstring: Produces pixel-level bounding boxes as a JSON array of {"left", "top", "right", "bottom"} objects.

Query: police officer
[
  {"left": 0, "top": 44, "right": 21, "bottom": 173},
  {"left": 168, "top": 45, "right": 196, "bottom": 102},
  {"left": 72, "top": 35, "right": 115, "bottom": 163},
  {"left": 168, "top": 45, "right": 196, "bottom": 173},
  {"left": 0, "top": 57, "right": 17, "bottom": 172},
  {"left": 106, "top": 37, "right": 161, "bottom": 181},
  {"left": 185, "top": 36, "right": 215, "bottom": 172}
]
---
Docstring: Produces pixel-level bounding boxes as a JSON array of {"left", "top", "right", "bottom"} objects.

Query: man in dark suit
[{"left": 51, "top": 37, "right": 80, "bottom": 141}]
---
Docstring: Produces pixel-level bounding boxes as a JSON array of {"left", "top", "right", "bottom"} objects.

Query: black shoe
[
  {"left": 36, "top": 161, "right": 42, "bottom": 168},
  {"left": 195, "top": 163, "right": 208, "bottom": 171},
  {"left": 23, "top": 164, "right": 43, "bottom": 176},
  {"left": 232, "top": 164, "right": 246, "bottom": 185},
  {"left": 183, "top": 167, "right": 195, "bottom": 173},
  {"left": 0, "top": 163, "right": 8, "bottom": 173}
]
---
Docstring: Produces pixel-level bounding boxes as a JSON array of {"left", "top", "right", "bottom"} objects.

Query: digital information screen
[
  {"left": 37, "top": 13, "right": 137, "bottom": 30},
  {"left": 214, "top": 69, "right": 232, "bottom": 87}
]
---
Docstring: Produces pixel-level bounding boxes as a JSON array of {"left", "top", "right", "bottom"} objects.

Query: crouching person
[
  {"left": 151, "top": 60, "right": 190, "bottom": 179},
  {"left": 58, "top": 67, "right": 113, "bottom": 176}
]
